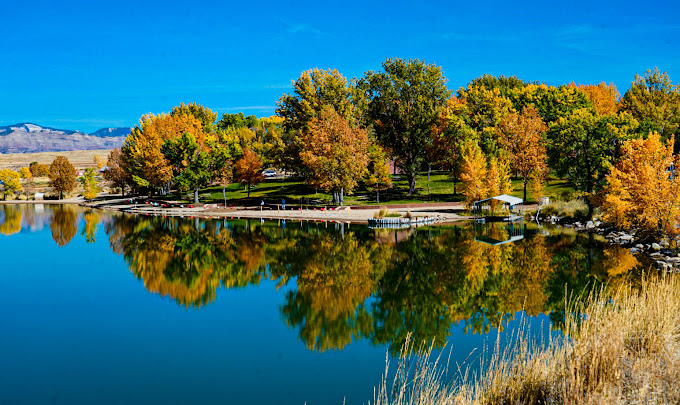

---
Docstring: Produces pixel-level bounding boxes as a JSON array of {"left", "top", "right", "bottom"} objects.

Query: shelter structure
[
  {"left": 474, "top": 221, "right": 525, "bottom": 245},
  {"left": 473, "top": 194, "right": 524, "bottom": 222}
]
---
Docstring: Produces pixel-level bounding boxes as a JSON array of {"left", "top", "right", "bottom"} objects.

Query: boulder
[{"left": 651, "top": 243, "right": 662, "bottom": 251}]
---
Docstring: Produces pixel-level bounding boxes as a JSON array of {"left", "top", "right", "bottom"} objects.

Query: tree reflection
[
  {"left": 81, "top": 210, "right": 100, "bottom": 243},
  {"left": 0, "top": 205, "right": 22, "bottom": 236},
  {"left": 97, "top": 213, "right": 647, "bottom": 354},
  {"left": 50, "top": 205, "right": 78, "bottom": 247}
]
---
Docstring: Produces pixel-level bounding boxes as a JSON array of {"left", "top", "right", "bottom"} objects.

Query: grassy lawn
[{"left": 174, "top": 171, "right": 576, "bottom": 206}]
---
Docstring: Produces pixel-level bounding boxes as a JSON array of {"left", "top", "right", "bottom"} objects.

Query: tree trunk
[
  {"left": 427, "top": 163, "right": 431, "bottom": 181},
  {"left": 247, "top": 184, "right": 251, "bottom": 198},
  {"left": 194, "top": 189, "right": 199, "bottom": 204},
  {"left": 340, "top": 187, "right": 344, "bottom": 206},
  {"left": 523, "top": 178, "right": 527, "bottom": 202},
  {"left": 407, "top": 172, "right": 417, "bottom": 196}
]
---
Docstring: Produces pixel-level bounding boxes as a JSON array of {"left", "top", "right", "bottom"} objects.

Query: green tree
[
  {"left": 217, "top": 112, "right": 259, "bottom": 130},
  {"left": 162, "top": 132, "right": 233, "bottom": 203},
  {"left": 548, "top": 109, "right": 639, "bottom": 209},
  {"left": 621, "top": 67, "right": 680, "bottom": 143},
  {"left": 48, "top": 156, "right": 76, "bottom": 199},
  {"left": 358, "top": 58, "right": 451, "bottom": 195}
]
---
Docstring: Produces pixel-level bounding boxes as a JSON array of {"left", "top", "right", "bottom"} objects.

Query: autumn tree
[
  {"left": 93, "top": 155, "right": 105, "bottom": 170},
  {"left": 601, "top": 132, "right": 680, "bottom": 235},
  {"left": 171, "top": 102, "right": 218, "bottom": 130},
  {"left": 234, "top": 149, "right": 264, "bottom": 198},
  {"left": 498, "top": 105, "right": 548, "bottom": 201},
  {"left": 38, "top": 164, "right": 50, "bottom": 177},
  {"left": 19, "top": 167, "right": 32, "bottom": 179},
  {"left": 29, "top": 162, "right": 49, "bottom": 177},
  {"left": 365, "top": 143, "right": 393, "bottom": 203},
  {"left": 508, "top": 83, "right": 593, "bottom": 124},
  {"left": 358, "top": 58, "right": 450, "bottom": 195},
  {"left": 121, "top": 112, "right": 203, "bottom": 192},
  {"left": 276, "top": 68, "right": 357, "bottom": 175},
  {"left": 103, "top": 148, "right": 131, "bottom": 194},
  {"left": 430, "top": 97, "right": 478, "bottom": 194},
  {"left": 0, "top": 169, "right": 22, "bottom": 198},
  {"left": 29, "top": 162, "right": 40, "bottom": 177},
  {"left": 48, "top": 156, "right": 76, "bottom": 199},
  {"left": 79, "top": 168, "right": 100, "bottom": 201},
  {"left": 486, "top": 154, "right": 512, "bottom": 209},
  {"left": 300, "top": 106, "right": 370, "bottom": 205},
  {"left": 459, "top": 140, "right": 487, "bottom": 208},
  {"left": 621, "top": 67, "right": 680, "bottom": 143},
  {"left": 457, "top": 84, "right": 514, "bottom": 154},
  {"left": 572, "top": 82, "right": 620, "bottom": 116}
]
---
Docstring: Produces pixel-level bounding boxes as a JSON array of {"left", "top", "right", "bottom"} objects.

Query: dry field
[{"left": 0, "top": 149, "right": 112, "bottom": 171}]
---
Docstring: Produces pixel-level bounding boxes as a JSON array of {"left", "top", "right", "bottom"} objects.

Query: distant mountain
[{"left": 0, "top": 123, "right": 129, "bottom": 153}]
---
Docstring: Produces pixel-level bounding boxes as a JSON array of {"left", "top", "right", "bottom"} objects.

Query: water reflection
[{"left": 0, "top": 206, "right": 649, "bottom": 355}]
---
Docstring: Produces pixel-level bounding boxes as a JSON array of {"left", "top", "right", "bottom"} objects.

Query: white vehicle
[{"left": 262, "top": 169, "right": 277, "bottom": 177}]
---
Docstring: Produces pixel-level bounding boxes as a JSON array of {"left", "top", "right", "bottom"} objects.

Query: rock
[
  {"left": 635, "top": 244, "right": 644, "bottom": 249},
  {"left": 650, "top": 252, "right": 662, "bottom": 257},
  {"left": 586, "top": 221, "right": 594, "bottom": 229},
  {"left": 629, "top": 247, "right": 639, "bottom": 254},
  {"left": 620, "top": 234, "right": 634, "bottom": 242},
  {"left": 594, "top": 220, "right": 601, "bottom": 227},
  {"left": 651, "top": 243, "right": 662, "bottom": 251},
  {"left": 661, "top": 240, "right": 670, "bottom": 247}
]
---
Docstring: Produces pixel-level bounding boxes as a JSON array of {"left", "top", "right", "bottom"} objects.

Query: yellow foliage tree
[
  {"left": 602, "top": 132, "right": 680, "bottom": 234},
  {"left": 572, "top": 82, "right": 620, "bottom": 116},
  {"left": 0, "top": 169, "right": 22, "bottom": 198},
  {"left": 19, "top": 167, "right": 32, "bottom": 179},
  {"left": 459, "top": 140, "right": 488, "bottom": 209}
]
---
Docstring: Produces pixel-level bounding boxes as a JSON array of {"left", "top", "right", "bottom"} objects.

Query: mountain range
[{"left": 0, "top": 123, "right": 129, "bottom": 153}]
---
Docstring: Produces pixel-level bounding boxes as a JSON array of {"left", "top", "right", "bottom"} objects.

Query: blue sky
[{"left": 1, "top": 0, "right": 678, "bottom": 133}]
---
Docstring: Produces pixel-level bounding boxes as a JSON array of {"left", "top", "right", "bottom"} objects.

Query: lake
[{"left": 0, "top": 204, "right": 647, "bottom": 405}]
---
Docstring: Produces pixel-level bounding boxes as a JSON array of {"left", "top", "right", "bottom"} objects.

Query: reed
[{"left": 372, "top": 274, "right": 680, "bottom": 405}]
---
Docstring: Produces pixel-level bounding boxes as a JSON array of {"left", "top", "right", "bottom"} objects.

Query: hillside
[{"left": 0, "top": 123, "right": 128, "bottom": 153}]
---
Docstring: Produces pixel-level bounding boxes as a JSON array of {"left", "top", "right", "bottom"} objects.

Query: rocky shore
[{"left": 539, "top": 215, "right": 680, "bottom": 271}]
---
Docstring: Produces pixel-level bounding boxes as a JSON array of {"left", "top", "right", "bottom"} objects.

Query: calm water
[{"left": 0, "top": 205, "right": 647, "bottom": 405}]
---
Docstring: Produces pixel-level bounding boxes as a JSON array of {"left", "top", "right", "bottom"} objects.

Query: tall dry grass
[{"left": 372, "top": 275, "right": 680, "bottom": 405}]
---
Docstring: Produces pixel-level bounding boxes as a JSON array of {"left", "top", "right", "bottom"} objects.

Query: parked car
[{"left": 262, "top": 169, "right": 277, "bottom": 177}]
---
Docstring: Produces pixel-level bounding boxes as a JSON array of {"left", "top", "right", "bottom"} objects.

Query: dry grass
[
  {"left": 0, "top": 149, "right": 111, "bottom": 170},
  {"left": 540, "top": 200, "right": 589, "bottom": 219},
  {"left": 372, "top": 274, "right": 680, "bottom": 405}
]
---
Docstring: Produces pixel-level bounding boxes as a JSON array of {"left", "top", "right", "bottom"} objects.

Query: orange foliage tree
[
  {"left": 498, "top": 105, "right": 548, "bottom": 202},
  {"left": 235, "top": 149, "right": 265, "bottom": 198},
  {"left": 300, "top": 106, "right": 370, "bottom": 205},
  {"left": 573, "top": 82, "right": 620, "bottom": 116},
  {"left": 602, "top": 132, "right": 680, "bottom": 234}
]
